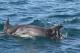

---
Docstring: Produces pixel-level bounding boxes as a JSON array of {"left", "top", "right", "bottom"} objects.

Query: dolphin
[{"left": 3, "top": 18, "right": 63, "bottom": 39}]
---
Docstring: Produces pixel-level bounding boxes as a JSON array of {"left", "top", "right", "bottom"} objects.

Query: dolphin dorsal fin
[
  {"left": 3, "top": 17, "right": 10, "bottom": 32},
  {"left": 6, "top": 17, "right": 9, "bottom": 25}
]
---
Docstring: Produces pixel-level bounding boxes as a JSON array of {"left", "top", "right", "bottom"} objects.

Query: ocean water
[{"left": 0, "top": 0, "right": 80, "bottom": 53}]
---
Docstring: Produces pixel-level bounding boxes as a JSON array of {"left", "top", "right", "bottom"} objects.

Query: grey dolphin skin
[{"left": 3, "top": 18, "right": 63, "bottom": 40}]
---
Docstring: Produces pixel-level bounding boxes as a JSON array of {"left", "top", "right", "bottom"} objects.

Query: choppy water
[{"left": 0, "top": 0, "right": 80, "bottom": 53}]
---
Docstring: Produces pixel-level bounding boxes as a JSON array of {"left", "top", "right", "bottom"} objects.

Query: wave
[
  {"left": 63, "top": 17, "right": 80, "bottom": 24},
  {"left": 0, "top": 23, "right": 3, "bottom": 31},
  {"left": 0, "top": 8, "right": 8, "bottom": 11},
  {"left": 9, "top": 0, "right": 28, "bottom": 5}
]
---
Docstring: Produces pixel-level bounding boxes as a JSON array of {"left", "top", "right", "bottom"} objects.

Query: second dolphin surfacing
[{"left": 3, "top": 18, "right": 63, "bottom": 40}]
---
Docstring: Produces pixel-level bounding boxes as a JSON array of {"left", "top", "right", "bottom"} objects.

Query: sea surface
[{"left": 0, "top": 0, "right": 80, "bottom": 53}]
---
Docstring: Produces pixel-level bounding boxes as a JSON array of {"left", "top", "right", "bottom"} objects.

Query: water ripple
[{"left": 0, "top": 0, "right": 80, "bottom": 53}]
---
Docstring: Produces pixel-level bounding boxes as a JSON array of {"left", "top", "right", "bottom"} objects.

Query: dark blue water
[{"left": 0, "top": 0, "right": 80, "bottom": 53}]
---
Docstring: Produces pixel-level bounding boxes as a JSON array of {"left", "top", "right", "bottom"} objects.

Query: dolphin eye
[
  {"left": 52, "top": 31, "right": 56, "bottom": 34},
  {"left": 22, "top": 33, "right": 25, "bottom": 34}
]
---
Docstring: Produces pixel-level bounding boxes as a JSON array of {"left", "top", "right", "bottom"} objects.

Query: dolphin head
[{"left": 49, "top": 24, "right": 63, "bottom": 39}]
